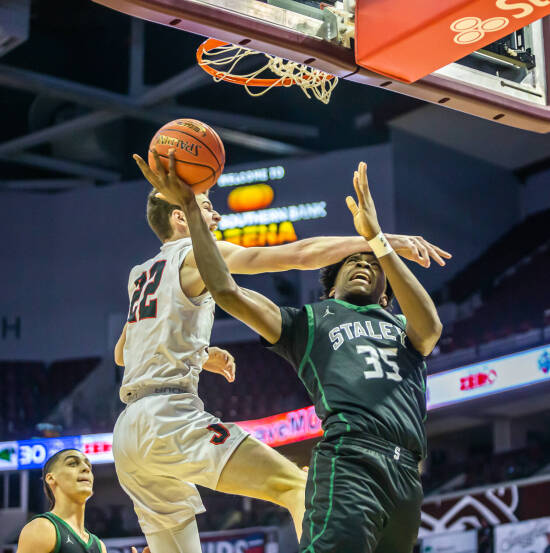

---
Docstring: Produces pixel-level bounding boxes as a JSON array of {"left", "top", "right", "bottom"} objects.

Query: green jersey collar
[
  {"left": 49, "top": 512, "right": 93, "bottom": 549},
  {"left": 330, "top": 299, "right": 383, "bottom": 312}
]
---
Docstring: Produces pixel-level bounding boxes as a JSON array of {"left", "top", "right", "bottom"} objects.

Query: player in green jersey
[
  {"left": 151, "top": 157, "right": 447, "bottom": 553},
  {"left": 17, "top": 449, "right": 148, "bottom": 553}
]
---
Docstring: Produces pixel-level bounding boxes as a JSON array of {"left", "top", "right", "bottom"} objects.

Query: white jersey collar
[{"left": 160, "top": 237, "right": 192, "bottom": 251}]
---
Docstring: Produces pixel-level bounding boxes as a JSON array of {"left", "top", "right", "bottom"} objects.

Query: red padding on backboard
[{"left": 355, "top": 0, "right": 550, "bottom": 83}]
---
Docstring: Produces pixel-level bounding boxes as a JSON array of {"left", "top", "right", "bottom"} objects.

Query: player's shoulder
[
  {"left": 19, "top": 516, "right": 57, "bottom": 551},
  {"left": 128, "top": 249, "right": 164, "bottom": 278}
]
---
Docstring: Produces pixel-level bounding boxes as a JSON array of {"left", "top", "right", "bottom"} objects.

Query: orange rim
[{"left": 196, "top": 38, "right": 333, "bottom": 88}]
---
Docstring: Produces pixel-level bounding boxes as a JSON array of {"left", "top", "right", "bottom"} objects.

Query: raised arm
[
  {"left": 155, "top": 156, "right": 284, "bottom": 342},
  {"left": 135, "top": 150, "right": 451, "bottom": 275},
  {"left": 347, "top": 162, "right": 443, "bottom": 356},
  {"left": 186, "top": 231, "right": 449, "bottom": 275},
  {"left": 184, "top": 196, "right": 284, "bottom": 343}
]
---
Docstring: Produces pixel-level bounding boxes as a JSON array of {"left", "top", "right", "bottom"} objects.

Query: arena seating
[
  {"left": 428, "top": 241, "right": 550, "bottom": 372},
  {"left": 422, "top": 440, "right": 550, "bottom": 495},
  {"left": 199, "top": 341, "right": 310, "bottom": 422},
  {"left": 0, "top": 357, "right": 100, "bottom": 439},
  {"left": 433, "top": 208, "right": 550, "bottom": 305}
]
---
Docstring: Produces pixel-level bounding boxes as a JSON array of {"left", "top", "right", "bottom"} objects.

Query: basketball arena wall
[
  {"left": 520, "top": 167, "right": 550, "bottom": 218},
  {"left": 392, "top": 130, "right": 521, "bottom": 293},
  {"left": 0, "top": 141, "right": 522, "bottom": 361}
]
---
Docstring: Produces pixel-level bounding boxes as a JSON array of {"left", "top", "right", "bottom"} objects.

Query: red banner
[
  {"left": 355, "top": 0, "right": 550, "bottom": 83},
  {"left": 237, "top": 405, "right": 322, "bottom": 448}
]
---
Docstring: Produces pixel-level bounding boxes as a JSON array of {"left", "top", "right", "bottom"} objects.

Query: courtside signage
[{"left": 2, "top": 345, "right": 549, "bottom": 470}]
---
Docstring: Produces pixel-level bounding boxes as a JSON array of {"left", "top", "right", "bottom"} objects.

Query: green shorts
[{"left": 299, "top": 434, "right": 423, "bottom": 553}]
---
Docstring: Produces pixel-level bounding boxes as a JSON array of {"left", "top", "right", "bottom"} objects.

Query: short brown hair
[{"left": 146, "top": 189, "right": 181, "bottom": 242}]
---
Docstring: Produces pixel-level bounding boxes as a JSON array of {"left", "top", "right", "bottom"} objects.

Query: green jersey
[
  {"left": 31, "top": 512, "right": 102, "bottom": 553},
  {"left": 264, "top": 298, "right": 427, "bottom": 457}
]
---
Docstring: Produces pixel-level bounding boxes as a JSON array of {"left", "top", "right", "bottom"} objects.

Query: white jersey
[{"left": 120, "top": 237, "right": 215, "bottom": 404}]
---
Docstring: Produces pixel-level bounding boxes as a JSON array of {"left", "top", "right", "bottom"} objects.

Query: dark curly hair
[{"left": 319, "top": 253, "right": 394, "bottom": 308}]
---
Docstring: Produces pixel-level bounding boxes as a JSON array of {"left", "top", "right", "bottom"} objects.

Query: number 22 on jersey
[{"left": 128, "top": 260, "right": 166, "bottom": 323}]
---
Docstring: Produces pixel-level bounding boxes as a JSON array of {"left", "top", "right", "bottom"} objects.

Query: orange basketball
[{"left": 148, "top": 118, "right": 225, "bottom": 193}]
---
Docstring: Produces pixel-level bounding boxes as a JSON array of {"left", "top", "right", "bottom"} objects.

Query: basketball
[{"left": 148, "top": 118, "right": 225, "bottom": 193}]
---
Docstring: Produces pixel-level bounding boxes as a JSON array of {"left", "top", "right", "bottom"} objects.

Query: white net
[{"left": 198, "top": 43, "right": 339, "bottom": 104}]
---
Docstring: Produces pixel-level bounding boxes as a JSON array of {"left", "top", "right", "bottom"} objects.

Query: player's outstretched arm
[
  {"left": 177, "top": 180, "right": 284, "bottom": 343},
  {"left": 134, "top": 151, "right": 450, "bottom": 271},
  {"left": 216, "top": 231, "right": 450, "bottom": 274},
  {"left": 186, "top": 197, "right": 284, "bottom": 343},
  {"left": 347, "top": 162, "right": 443, "bottom": 357},
  {"left": 188, "top": 200, "right": 284, "bottom": 342}
]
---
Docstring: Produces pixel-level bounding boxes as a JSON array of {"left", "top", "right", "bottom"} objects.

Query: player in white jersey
[{"left": 112, "top": 148, "right": 451, "bottom": 553}]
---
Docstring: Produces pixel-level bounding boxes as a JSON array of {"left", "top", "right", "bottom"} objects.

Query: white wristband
[{"left": 368, "top": 232, "right": 393, "bottom": 258}]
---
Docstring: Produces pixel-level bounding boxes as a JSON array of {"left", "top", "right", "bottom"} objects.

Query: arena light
[{"left": 1, "top": 344, "right": 549, "bottom": 471}]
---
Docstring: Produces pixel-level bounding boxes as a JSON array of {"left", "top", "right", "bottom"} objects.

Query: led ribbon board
[
  {"left": 427, "top": 342, "right": 550, "bottom": 410},
  {"left": 1, "top": 344, "right": 549, "bottom": 471}
]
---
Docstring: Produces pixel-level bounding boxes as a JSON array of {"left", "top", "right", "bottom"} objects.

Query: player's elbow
[
  {"left": 210, "top": 283, "right": 242, "bottom": 309},
  {"left": 417, "top": 320, "right": 443, "bottom": 357}
]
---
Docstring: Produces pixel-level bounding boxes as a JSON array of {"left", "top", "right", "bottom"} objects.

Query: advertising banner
[
  {"left": 101, "top": 527, "right": 278, "bottom": 553},
  {"left": 1, "top": 345, "right": 549, "bottom": 471},
  {"left": 427, "top": 344, "right": 550, "bottom": 410},
  {"left": 421, "top": 530, "right": 478, "bottom": 553},
  {"left": 81, "top": 433, "right": 114, "bottom": 464},
  {"left": 494, "top": 517, "right": 550, "bottom": 553},
  {"left": 237, "top": 405, "right": 322, "bottom": 448},
  {"left": 356, "top": 0, "right": 550, "bottom": 83},
  {"left": 209, "top": 147, "right": 394, "bottom": 247}
]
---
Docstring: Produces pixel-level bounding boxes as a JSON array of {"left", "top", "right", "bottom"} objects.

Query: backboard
[{"left": 93, "top": 0, "right": 550, "bottom": 133}]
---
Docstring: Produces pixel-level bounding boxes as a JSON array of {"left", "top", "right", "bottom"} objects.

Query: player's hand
[
  {"left": 346, "top": 162, "right": 381, "bottom": 240},
  {"left": 203, "top": 347, "right": 236, "bottom": 383},
  {"left": 385, "top": 234, "right": 452, "bottom": 268},
  {"left": 131, "top": 547, "right": 150, "bottom": 553},
  {"left": 133, "top": 148, "right": 196, "bottom": 208}
]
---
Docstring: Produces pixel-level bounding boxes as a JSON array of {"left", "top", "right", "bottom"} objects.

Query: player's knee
[{"left": 263, "top": 467, "right": 306, "bottom": 505}]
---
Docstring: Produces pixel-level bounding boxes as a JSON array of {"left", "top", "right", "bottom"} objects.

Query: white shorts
[{"left": 112, "top": 392, "right": 249, "bottom": 535}]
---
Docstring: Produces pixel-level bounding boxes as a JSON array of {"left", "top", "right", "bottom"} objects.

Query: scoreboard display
[{"left": 210, "top": 145, "right": 395, "bottom": 247}]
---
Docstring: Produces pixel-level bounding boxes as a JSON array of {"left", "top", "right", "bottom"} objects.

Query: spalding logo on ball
[{"left": 148, "top": 118, "right": 226, "bottom": 193}]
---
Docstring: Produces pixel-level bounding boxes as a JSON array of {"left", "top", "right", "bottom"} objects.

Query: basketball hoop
[{"left": 197, "top": 39, "right": 338, "bottom": 104}]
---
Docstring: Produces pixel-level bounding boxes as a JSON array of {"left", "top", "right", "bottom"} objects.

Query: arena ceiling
[{"left": 0, "top": 0, "right": 549, "bottom": 192}]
